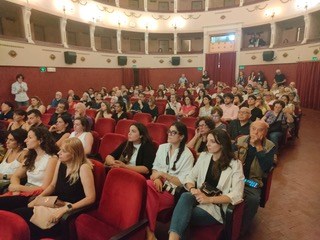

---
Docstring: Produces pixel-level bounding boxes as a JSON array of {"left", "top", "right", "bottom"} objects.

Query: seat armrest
[
  {"left": 110, "top": 218, "right": 148, "bottom": 240},
  {"left": 224, "top": 202, "right": 244, "bottom": 240}
]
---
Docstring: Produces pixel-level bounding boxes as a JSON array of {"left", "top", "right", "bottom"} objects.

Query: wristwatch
[
  {"left": 66, "top": 203, "right": 73, "bottom": 211},
  {"left": 3, "top": 174, "right": 8, "bottom": 180}
]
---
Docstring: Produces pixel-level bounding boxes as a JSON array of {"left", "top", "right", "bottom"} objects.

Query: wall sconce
[
  {"left": 138, "top": 17, "right": 157, "bottom": 31},
  {"left": 296, "top": 0, "right": 320, "bottom": 11},
  {"left": 169, "top": 17, "right": 185, "bottom": 30},
  {"left": 54, "top": 0, "right": 74, "bottom": 16}
]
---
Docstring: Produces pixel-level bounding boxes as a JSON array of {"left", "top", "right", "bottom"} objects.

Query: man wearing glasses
[{"left": 228, "top": 107, "right": 252, "bottom": 143}]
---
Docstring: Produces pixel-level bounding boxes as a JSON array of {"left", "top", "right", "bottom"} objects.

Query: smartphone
[{"left": 244, "top": 179, "right": 259, "bottom": 188}]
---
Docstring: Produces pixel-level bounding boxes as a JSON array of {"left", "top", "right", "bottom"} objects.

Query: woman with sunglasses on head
[
  {"left": 146, "top": 122, "right": 195, "bottom": 240},
  {"left": 168, "top": 129, "right": 244, "bottom": 240},
  {"left": 105, "top": 123, "right": 156, "bottom": 175},
  {"left": 187, "top": 117, "right": 215, "bottom": 155}
]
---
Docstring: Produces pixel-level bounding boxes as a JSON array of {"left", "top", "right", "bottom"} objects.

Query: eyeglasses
[{"left": 167, "top": 130, "right": 178, "bottom": 136}]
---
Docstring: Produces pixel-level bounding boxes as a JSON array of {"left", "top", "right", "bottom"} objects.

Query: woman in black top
[
  {"left": 145, "top": 97, "right": 159, "bottom": 122},
  {"left": 105, "top": 122, "right": 156, "bottom": 175},
  {"left": 49, "top": 115, "right": 73, "bottom": 148},
  {"left": 14, "top": 137, "right": 95, "bottom": 239},
  {"left": 112, "top": 101, "right": 128, "bottom": 122}
]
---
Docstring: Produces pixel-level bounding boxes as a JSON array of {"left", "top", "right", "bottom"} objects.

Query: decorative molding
[
  {"left": 8, "top": 50, "right": 17, "bottom": 57},
  {"left": 50, "top": 54, "right": 56, "bottom": 60},
  {"left": 106, "top": 58, "right": 111, "bottom": 63},
  {"left": 282, "top": 52, "right": 288, "bottom": 58},
  {"left": 0, "top": 44, "right": 24, "bottom": 49},
  {"left": 246, "top": 4, "right": 268, "bottom": 12},
  {"left": 81, "top": 56, "right": 86, "bottom": 61},
  {"left": 152, "top": 15, "right": 170, "bottom": 20},
  {"left": 280, "top": 0, "right": 292, "bottom": 3},
  {"left": 220, "top": 15, "right": 226, "bottom": 20},
  {"left": 187, "top": 59, "right": 192, "bottom": 63},
  {"left": 159, "top": 59, "right": 164, "bottom": 63},
  {"left": 71, "top": 0, "right": 87, "bottom": 5},
  {"left": 124, "top": 12, "right": 141, "bottom": 18},
  {"left": 132, "top": 59, "right": 137, "bottom": 63},
  {"left": 314, "top": 49, "right": 319, "bottom": 55},
  {"left": 97, "top": 5, "right": 114, "bottom": 13},
  {"left": 251, "top": 55, "right": 257, "bottom": 60},
  {"left": 181, "top": 14, "right": 201, "bottom": 20}
]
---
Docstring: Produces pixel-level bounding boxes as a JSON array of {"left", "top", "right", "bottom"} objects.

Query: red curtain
[
  {"left": 296, "top": 62, "right": 320, "bottom": 110},
  {"left": 139, "top": 68, "right": 150, "bottom": 86},
  {"left": 205, "top": 53, "right": 220, "bottom": 83},
  {"left": 219, "top": 52, "right": 236, "bottom": 87},
  {"left": 122, "top": 68, "right": 134, "bottom": 87}
]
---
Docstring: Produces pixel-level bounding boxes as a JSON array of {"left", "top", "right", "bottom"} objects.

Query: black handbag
[
  {"left": 200, "top": 182, "right": 222, "bottom": 197},
  {"left": 165, "top": 101, "right": 176, "bottom": 115},
  {"left": 268, "top": 112, "right": 287, "bottom": 133}
]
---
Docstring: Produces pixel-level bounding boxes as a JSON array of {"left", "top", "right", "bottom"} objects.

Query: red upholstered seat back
[
  {"left": 115, "top": 119, "right": 136, "bottom": 136},
  {"left": 41, "top": 113, "right": 52, "bottom": 125},
  {"left": 97, "top": 168, "right": 147, "bottom": 230},
  {"left": 147, "top": 123, "right": 168, "bottom": 144},
  {"left": 90, "top": 131, "right": 100, "bottom": 155},
  {"left": 187, "top": 127, "right": 195, "bottom": 143},
  {"left": 180, "top": 117, "right": 197, "bottom": 128},
  {"left": 89, "top": 159, "right": 106, "bottom": 203},
  {"left": 94, "top": 118, "right": 116, "bottom": 137},
  {"left": 133, "top": 113, "right": 153, "bottom": 125},
  {"left": 156, "top": 115, "right": 177, "bottom": 129},
  {"left": 98, "top": 133, "right": 127, "bottom": 160},
  {"left": 0, "top": 210, "right": 30, "bottom": 240},
  {"left": 86, "top": 109, "right": 97, "bottom": 119}
]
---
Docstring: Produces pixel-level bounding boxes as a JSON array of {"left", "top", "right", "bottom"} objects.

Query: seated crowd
[{"left": 0, "top": 73, "right": 301, "bottom": 239}]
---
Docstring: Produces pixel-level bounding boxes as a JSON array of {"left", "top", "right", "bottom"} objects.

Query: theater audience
[
  {"left": 7, "top": 109, "right": 27, "bottom": 131},
  {"left": 47, "top": 92, "right": 63, "bottom": 110},
  {"left": 195, "top": 89, "right": 205, "bottom": 106},
  {"left": 112, "top": 101, "right": 128, "bottom": 122},
  {"left": 11, "top": 73, "right": 29, "bottom": 107},
  {"left": 0, "top": 102, "right": 14, "bottom": 121},
  {"left": 165, "top": 95, "right": 181, "bottom": 116},
  {"left": 49, "top": 115, "right": 73, "bottom": 148},
  {"left": 274, "top": 69, "right": 286, "bottom": 87},
  {"left": 169, "top": 129, "right": 244, "bottom": 240},
  {"left": 211, "top": 85, "right": 224, "bottom": 99},
  {"left": 80, "top": 92, "right": 93, "bottom": 109},
  {"left": 67, "top": 95, "right": 77, "bottom": 110},
  {"left": 69, "top": 117, "right": 93, "bottom": 155},
  {"left": 132, "top": 93, "right": 148, "bottom": 113},
  {"left": 199, "top": 95, "right": 213, "bottom": 117},
  {"left": 227, "top": 107, "right": 251, "bottom": 143},
  {"left": 233, "top": 94, "right": 244, "bottom": 108},
  {"left": 0, "top": 127, "right": 58, "bottom": 210},
  {"left": 237, "top": 71, "right": 246, "bottom": 86},
  {"left": 74, "top": 103, "right": 93, "bottom": 130},
  {"left": 0, "top": 129, "right": 28, "bottom": 192},
  {"left": 247, "top": 95, "right": 263, "bottom": 121},
  {"left": 146, "top": 122, "right": 194, "bottom": 240},
  {"left": 105, "top": 123, "right": 156, "bottom": 175},
  {"left": 214, "top": 95, "right": 224, "bottom": 107},
  {"left": 264, "top": 91, "right": 275, "bottom": 107},
  {"left": 68, "top": 89, "right": 80, "bottom": 101},
  {"left": 187, "top": 117, "right": 215, "bottom": 154},
  {"left": 25, "top": 109, "right": 45, "bottom": 131},
  {"left": 26, "top": 96, "right": 46, "bottom": 114},
  {"left": 156, "top": 90, "right": 167, "bottom": 100},
  {"left": 247, "top": 71, "right": 256, "bottom": 86},
  {"left": 255, "top": 95, "right": 270, "bottom": 115},
  {"left": 145, "top": 97, "right": 159, "bottom": 122},
  {"left": 236, "top": 120, "right": 274, "bottom": 234},
  {"left": 48, "top": 100, "right": 70, "bottom": 126},
  {"left": 211, "top": 107, "right": 227, "bottom": 131},
  {"left": 95, "top": 101, "right": 113, "bottom": 123},
  {"left": 15, "top": 137, "right": 95, "bottom": 239}
]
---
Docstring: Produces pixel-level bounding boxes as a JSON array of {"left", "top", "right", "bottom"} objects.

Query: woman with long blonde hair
[{"left": 14, "top": 137, "right": 95, "bottom": 239}]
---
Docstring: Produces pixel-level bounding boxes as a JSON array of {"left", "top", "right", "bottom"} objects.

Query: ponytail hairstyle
[{"left": 170, "top": 122, "right": 188, "bottom": 171}]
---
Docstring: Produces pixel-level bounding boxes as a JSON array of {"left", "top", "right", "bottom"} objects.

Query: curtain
[
  {"left": 122, "top": 68, "right": 134, "bottom": 87},
  {"left": 296, "top": 62, "right": 320, "bottom": 110},
  {"left": 139, "top": 68, "right": 150, "bottom": 87},
  {"left": 219, "top": 52, "right": 236, "bottom": 87},
  {"left": 205, "top": 53, "right": 220, "bottom": 83}
]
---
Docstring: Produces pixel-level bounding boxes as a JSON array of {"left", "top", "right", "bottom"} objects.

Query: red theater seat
[
  {"left": 115, "top": 119, "right": 136, "bottom": 136},
  {"left": 98, "top": 133, "right": 127, "bottom": 160},
  {"left": 180, "top": 117, "right": 197, "bottom": 128},
  {"left": 41, "top": 113, "right": 53, "bottom": 125},
  {"left": 156, "top": 115, "right": 177, "bottom": 129},
  {"left": 0, "top": 210, "right": 30, "bottom": 240},
  {"left": 133, "top": 113, "right": 153, "bottom": 125},
  {"left": 94, "top": 118, "right": 116, "bottom": 137},
  {"left": 147, "top": 123, "right": 168, "bottom": 145}
]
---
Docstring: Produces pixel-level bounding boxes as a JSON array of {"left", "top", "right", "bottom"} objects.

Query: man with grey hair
[
  {"left": 237, "top": 120, "right": 275, "bottom": 234},
  {"left": 74, "top": 102, "right": 93, "bottom": 130},
  {"left": 47, "top": 91, "right": 63, "bottom": 110},
  {"left": 274, "top": 69, "right": 286, "bottom": 86},
  {"left": 227, "top": 107, "right": 252, "bottom": 143}
]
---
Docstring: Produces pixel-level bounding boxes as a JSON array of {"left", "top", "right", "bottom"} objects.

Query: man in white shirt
[
  {"left": 178, "top": 74, "right": 188, "bottom": 85},
  {"left": 11, "top": 74, "right": 29, "bottom": 107}
]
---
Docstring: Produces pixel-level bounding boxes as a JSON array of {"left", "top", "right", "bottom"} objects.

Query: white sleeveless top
[
  {"left": 0, "top": 151, "right": 22, "bottom": 175},
  {"left": 27, "top": 153, "right": 51, "bottom": 186},
  {"left": 69, "top": 132, "right": 88, "bottom": 148}
]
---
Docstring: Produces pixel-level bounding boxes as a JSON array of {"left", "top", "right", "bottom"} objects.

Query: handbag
[
  {"left": 33, "top": 196, "right": 58, "bottom": 208},
  {"left": 200, "top": 182, "right": 222, "bottom": 197},
  {"left": 268, "top": 112, "right": 287, "bottom": 133},
  {"left": 30, "top": 206, "right": 61, "bottom": 229},
  {"left": 165, "top": 101, "right": 176, "bottom": 115}
]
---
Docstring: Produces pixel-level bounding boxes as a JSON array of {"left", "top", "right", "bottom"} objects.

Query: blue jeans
[
  {"left": 169, "top": 192, "right": 219, "bottom": 239},
  {"left": 268, "top": 131, "right": 283, "bottom": 152}
]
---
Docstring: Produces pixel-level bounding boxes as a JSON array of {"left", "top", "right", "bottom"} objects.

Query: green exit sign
[
  {"left": 197, "top": 67, "right": 203, "bottom": 71},
  {"left": 40, "top": 67, "right": 47, "bottom": 72},
  {"left": 312, "top": 57, "right": 318, "bottom": 61},
  {"left": 239, "top": 65, "right": 245, "bottom": 70}
]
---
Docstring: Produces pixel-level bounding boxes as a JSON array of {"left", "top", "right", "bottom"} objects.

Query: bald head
[{"left": 250, "top": 120, "right": 269, "bottom": 139}]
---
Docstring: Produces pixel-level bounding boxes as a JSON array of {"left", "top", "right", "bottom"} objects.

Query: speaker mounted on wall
[
  {"left": 118, "top": 56, "right": 127, "bottom": 66},
  {"left": 263, "top": 51, "right": 275, "bottom": 62},
  {"left": 171, "top": 56, "right": 180, "bottom": 66},
  {"left": 64, "top": 51, "right": 77, "bottom": 64}
]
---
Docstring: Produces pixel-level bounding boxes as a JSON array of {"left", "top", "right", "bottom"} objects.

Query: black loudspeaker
[
  {"left": 263, "top": 51, "right": 274, "bottom": 62},
  {"left": 171, "top": 57, "right": 180, "bottom": 66},
  {"left": 64, "top": 51, "right": 77, "bottom": 64},
  {"left": 118, "top": 56, "right": 127, "bottom": 66}
]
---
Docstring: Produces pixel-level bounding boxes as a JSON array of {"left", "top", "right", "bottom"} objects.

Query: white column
[
  {"left": 205, "top": 0, "right": 209, "bottom": 11},
  {"left": 174, "top": 0, "right": 178, "bottom": 13},
  {"left": 302, "top": 13, "right": 310, "bottom": 44},
  {"left": 234, "top": 29, "right": 242, "bottom": 81},
  {"left": 174, "top": 32, "right": 177, "bottom": 54},
  {"left": 115, "top": 0, "right": 120, "bottom": 7},
  {"left": 90, "top": 24, "right": 96, "bottom": 51},
  {"left": 144, "top": 0, "right": 148, "bottom": 11},
  {"left": 117, "top": 29, "right": 122, "bottom": 53},
  {"left": 239, "top": 0, "right": 244, "bottom": 7},
  {"left": 269, "top": 22, "right": 277, "bottom": 48},
  {"left": 145, "top": 31, "right": 149, "bottom": 54},
  {"left": 203, "top": 31, "right": 209, "bottom": 69},
  {"left": 60, "top": 18, "right": 68, "bottom": 48},
  {"left": 21, "top": 6, "right": 34, "bottom": 43}
]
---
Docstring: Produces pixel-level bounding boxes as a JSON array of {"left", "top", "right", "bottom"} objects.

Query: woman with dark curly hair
[
  {"left": 169, "top": 129, "right": 244, "bottom": 240},
  {"left": 187, "top": 117, "right": 215, "bottom": 154},
  {"left": 0, "top": 127, "right": 58, "bottom": 211},
  {"left": 146, "top": 122, "right": 195, "bottom": 240}
]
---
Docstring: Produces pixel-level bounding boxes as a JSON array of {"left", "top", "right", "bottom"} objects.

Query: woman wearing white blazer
[{"left": 168, "top": 129, "right": 244, "bottom": 240}]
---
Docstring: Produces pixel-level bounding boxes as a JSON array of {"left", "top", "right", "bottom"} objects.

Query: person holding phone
[{"left": 168, "top": 129, "right": 244, "bottom": 240}]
